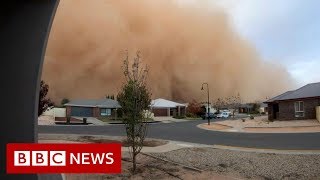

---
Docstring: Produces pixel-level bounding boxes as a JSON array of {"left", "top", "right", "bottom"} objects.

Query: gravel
[{"left": 150, "top": 148, "right": 320, "bottom": 180}]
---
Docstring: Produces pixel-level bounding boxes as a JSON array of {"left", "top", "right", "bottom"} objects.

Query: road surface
[{"left": 38, "top": 120, "right": 320, "bottom": 150}]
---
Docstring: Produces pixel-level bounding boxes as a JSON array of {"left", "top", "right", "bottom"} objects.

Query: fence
[{"left": 42, "top": 107, "right": 66, "bottom": 117}]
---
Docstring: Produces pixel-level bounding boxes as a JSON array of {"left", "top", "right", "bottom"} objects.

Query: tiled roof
[{"left": 265, "top": 82, "right": 320, "bottom": 103}]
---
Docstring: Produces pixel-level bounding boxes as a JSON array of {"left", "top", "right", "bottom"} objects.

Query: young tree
[
  {"left": 227, "top": 93, "right": 242, "bottom": 118},
  {"left": 38, "top": 80, "right": 54, "bottom": 116},
  {"left": 212, "top": 98, "right": 226, "bottom": 113},
  {"left": 117, "top": 50, "right": 151, "bottom": 173}
]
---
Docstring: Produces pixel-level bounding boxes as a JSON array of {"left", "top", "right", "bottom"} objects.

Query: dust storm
[{"left": 42, "top": 0, "right": 293, "bottom": 104}]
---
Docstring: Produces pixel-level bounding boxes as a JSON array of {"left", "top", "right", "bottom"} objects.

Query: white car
[{"left": 217, "top": 112, "right": 230, "bottom": 118}]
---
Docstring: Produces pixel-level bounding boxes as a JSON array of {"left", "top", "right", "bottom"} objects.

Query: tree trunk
[
  {"left": 132, "top": 153, "right": 136, "bottom": 173},
  {"left": 233, "top": 110, "right": 235, "bottom": 119}
]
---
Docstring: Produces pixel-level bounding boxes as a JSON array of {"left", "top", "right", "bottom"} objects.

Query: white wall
[{"left": 42, "top": 107, "right": 66, "bottom": 117}]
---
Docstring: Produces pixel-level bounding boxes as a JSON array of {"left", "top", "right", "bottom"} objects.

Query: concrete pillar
[
  {"left": 1, "top": 1, "right": 60, "bottom": 179},
  {"left": 178, "top": 106, "right": 181, "bottom": 116},
  {"left": 316, "top": 106, "right": 320, "bottom": 122},
  {"left": 167, "top": 108, "right": 170, "bottom": 116}
]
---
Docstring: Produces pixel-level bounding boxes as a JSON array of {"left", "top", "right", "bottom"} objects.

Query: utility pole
[{"left": 201, "top": 83, "right": 210, "bottom": 125}]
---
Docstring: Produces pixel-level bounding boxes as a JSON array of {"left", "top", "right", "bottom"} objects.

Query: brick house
[
  {"left": 150, "top": 98, "right": 187, "bottom": 117},
  {"left": 64, "top": 99, "right": 121, "bottom": 118},
  {"left": 265, "top": 82, "right": 320, "bottom": 121}
]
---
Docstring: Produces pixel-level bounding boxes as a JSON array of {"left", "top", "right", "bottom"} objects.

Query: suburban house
[
  {"left": 64, "top": 99, "right": 121, "bottom": 117},
  {"left": 200, "top": 103, "right": 217, "bottom": 114},
  {"left": 259, "top": 103, "right": 268, "bottom": 114},
  {"left": 150, "top": 98, "right": 187, "bottom": 117},
  {"left": 265, "top": 82, "right": 320, "bottom": 121},
  {"left": 238, "top": 103, "right": 254, "bottom": 113}
]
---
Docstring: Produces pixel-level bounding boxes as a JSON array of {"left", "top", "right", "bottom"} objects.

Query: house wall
[
  {"left": 93, "top": 107, "right": 100, "bottom": 117},
  {"left": 152, "top": 108, "right": 169, "bottom": 116},
  {"left": 267, "top": 104, "right": 274, "bottom": 120},
  {"left": 66, "top": 106, "right": 118, "bottom": 117},
  {"left": 97, "top": 108, "right": 117, "bottom": 117},
  {"left": 278, "top": 98, "right": 320, "bottom": 120}
]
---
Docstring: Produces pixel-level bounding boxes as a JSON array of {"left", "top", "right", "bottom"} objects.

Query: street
[{"left": 39, "top": 120, "right": 320, "bottom": 150}]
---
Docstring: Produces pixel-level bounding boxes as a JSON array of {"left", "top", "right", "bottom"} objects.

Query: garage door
[{"left": 70, "top": 107, "right": 93, "bottom": 117}]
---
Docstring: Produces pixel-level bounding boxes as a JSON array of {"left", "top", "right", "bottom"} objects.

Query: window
[
  {"left": 100, "top": 108, "right": 111, "bottom": 116},
  {"left": 294, "top": 101, "right": 304, "bottom": 117}
]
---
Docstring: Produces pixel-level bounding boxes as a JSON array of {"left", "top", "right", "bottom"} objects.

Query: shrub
[
  {"left": 173, "top": 115, "right": 186, "bottom": 119},
  {"left": 186, "top": 112, "right": 198, "bottom": 118}
]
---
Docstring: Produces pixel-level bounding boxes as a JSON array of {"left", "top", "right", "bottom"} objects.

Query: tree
[
  {"left": 117, "top": 50, "right": 151, "bottom": 173},
  {"left": 60, "top": 98, "right": 69, "bottom": 106},
  {"left": 38, "top": 80, "right": 54, "bottom": 116},
  {"left": 106, "top": 94, "right": 115, "bottom": 100},
  {"left": 186, "top": 100, "right": 203, "bottom": 117},
  {"left": 212, "top": 98, "right": 226, "bottom": 113},
  {"left": 226, "top": 93, "right": 242, "bottom": 118}
]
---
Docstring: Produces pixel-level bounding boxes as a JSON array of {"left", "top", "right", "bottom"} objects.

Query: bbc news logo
[
  {"left": 14, "top": 151, "right": 66, "bottom": 166},
  {"left": 7, "top": 143, "right": 121, "bottom": 173}
]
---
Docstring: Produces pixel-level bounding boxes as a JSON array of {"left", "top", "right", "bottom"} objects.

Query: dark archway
[{"left": 1, "top": 1, "right": 59, "bottom": 179}]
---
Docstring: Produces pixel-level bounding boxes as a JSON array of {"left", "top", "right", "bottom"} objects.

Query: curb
[
  {"left": 213, "top": 145, "right": 320, "bottom": 155},
  {"left": 245, "top": 125, "right": 320, "bottom": 128},
  {"left": 39, "top": 133, "right": 320, "bottom": 155},
  {"left": 197, "top": 122, "right": 320, "bottom": 134}
]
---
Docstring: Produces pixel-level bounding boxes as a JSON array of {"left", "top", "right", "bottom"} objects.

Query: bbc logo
[{"left": 14, "top": 151, "right": 66, "bottom": 166}]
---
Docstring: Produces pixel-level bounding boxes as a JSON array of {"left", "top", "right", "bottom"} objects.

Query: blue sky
[{"left": 212, "top": 0, "right": 320, "bottom": 87}]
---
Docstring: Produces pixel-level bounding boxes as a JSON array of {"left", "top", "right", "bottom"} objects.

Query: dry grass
[
  {"left": 64, "top": 152, "right": 236, "bottom": 180},
  {"left": 198, "top": 123, "right": 233, "bottom": 131},
  {"left": 77, "top": 136, "right": 168, "bottom": 147}
]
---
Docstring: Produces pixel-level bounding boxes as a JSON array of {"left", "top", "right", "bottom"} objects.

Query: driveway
[
  {"left": 38, "top": 120, "right": 320, "bottom": 150},
  {"left": 73, "top": 116, "right": 105, "bottom": 125}
]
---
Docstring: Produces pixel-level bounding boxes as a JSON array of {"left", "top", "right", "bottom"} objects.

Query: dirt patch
[
  {"left": 77, "top": 135, "right": 168, "bottom": 147},
  {"left": 64, "top": 152, "right": 236, "bottom": 180},
  {"left": 198, "top": 123, "right": 232, "bottom": 131},
  {"left": 244, "top": 126, "right": 320, "bottom": 133}
]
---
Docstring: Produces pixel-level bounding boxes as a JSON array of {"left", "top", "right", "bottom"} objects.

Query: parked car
[
  {"left": 217, "top": 112, "right": 230, "bottom": 118},
  {"left": 201, "top": 112, "right": 218, "bottom": 120}
]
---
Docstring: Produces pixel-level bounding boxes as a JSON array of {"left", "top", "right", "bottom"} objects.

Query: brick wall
[
  {"left": 93, "top": 107, "right": 100, "bottom": 117},
  {"left": 152, "top": 108, "right": 168, "bottom": 116},
  {"left": 278, "top": 98, "right": 320, "bottom": 120},
  {"left": 267, "top": 104, "right": 274, "bottom": 121}
]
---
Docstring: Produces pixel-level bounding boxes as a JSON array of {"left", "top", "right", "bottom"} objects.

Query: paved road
[{"left": 38, "top": 120, "right": 320, "bottom": 150}]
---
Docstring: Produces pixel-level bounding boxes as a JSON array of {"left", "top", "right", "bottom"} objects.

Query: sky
[{"left": 211, "top": 0, "right": 320, "bottom": 87}]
